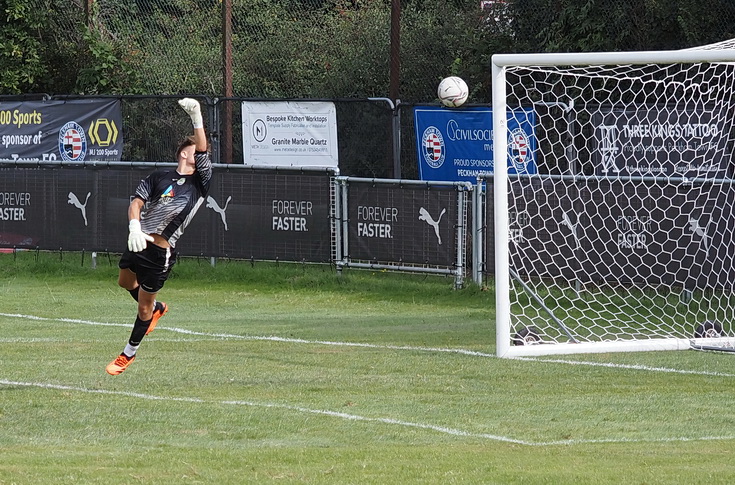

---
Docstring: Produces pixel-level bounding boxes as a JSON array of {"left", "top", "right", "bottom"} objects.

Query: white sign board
[{"left": 241, "top": 101, "right": 338, "bottom": 167}]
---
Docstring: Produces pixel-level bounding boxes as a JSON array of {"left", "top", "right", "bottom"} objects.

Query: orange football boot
[
  {"left": 106, "top": 354, "right": 135, "bottom": 375},
  {"left": 146, "top": 302, "right": 168, "bottom": 335}
]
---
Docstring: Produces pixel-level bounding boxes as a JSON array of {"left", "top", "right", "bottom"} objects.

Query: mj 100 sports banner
[{"left": 0, "top": 99, "right": 123, "bottom": 163}]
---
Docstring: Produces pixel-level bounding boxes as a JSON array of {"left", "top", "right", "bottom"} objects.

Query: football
[{"left": 437, "top": 76, "right": 469, "bottom": 108}]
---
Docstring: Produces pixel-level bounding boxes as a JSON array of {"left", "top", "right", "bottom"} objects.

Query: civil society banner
[
  {"left": 414, "top": 107, "right": 537, "bottom": 182},
  {"left": 0, "top": 99, "right": 123, "bottom": 163}
]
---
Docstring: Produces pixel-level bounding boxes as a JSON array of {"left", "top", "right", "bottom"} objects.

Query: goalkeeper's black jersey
[{"left": 134, "top": 151, "right": 212, "bottom": 248}]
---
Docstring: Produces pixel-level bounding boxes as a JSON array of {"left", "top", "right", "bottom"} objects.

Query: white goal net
[{"left": 491, "top": 46, "right": 735, "bottom": 357}]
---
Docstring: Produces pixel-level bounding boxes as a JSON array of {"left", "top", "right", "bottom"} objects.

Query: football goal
[{"left": 491, "top": 45, "right": 735, "bottom": 357}]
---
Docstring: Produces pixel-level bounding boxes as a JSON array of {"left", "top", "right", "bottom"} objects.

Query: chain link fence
[
  {"left": 42, "top": 0, "right": 735, "bottom": 103},
  {"left": 21, "top": 0, "right": 735, "bottom": 177},
  {"left": 40, "top": 95, "right": 398, "bottom": 176}
]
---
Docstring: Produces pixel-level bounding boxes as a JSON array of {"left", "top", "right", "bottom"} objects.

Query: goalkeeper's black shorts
[{"left": 119, "top": 244, "right": 177, "bottom": 293}]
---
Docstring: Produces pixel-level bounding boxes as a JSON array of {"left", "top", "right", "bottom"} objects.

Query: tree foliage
[
  {"left": 3, "top": 0, "right": 735, "bottom": 101},
  {"left": 0, "top": 0, "right": 49, "bottom": 94},
  {"left": 75, "top": 25, "right": 144, "bottom": 95},
  {"left": 513, "top": 0, "right": 735, "bottom": 54}
]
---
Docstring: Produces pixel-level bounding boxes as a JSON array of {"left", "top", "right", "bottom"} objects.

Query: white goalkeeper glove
[
  {"left": 128, "top": 219, "right": 154, "bottom": 252},
  {"left": 178, "top": 98, "right": 203, "bottom": 129}
]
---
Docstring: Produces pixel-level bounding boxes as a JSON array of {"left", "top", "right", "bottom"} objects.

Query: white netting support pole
[
  {"left": 455, "top": 188, "right": 467, "bottom": 289},
  {"left": 472, "top": 178, "right": 484, "bottom": 286},
  {"left": 492, "top": 59, "right": 511, "bottom": 358}
]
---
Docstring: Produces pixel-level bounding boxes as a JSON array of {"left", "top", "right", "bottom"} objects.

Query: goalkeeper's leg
[
  {"left": 106, "top": 290, "right": 159, "bottom": 376},
  {"left": 118, "top": 251, "right": 170, "bottom": 332},
  {"left": 107, "top": 248, "right": 173, "bottom": 375}
]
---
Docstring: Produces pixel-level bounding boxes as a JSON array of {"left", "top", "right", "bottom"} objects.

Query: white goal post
[{"left": 491, "top": 46, "right": 735, "bottom": 357}]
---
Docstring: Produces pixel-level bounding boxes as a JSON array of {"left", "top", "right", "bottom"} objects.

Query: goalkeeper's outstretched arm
[
  {"left": 178, "top": 97, "right": 207, "bottom": 151},
  {"left": 176, "top": 97, "right": 212, "bottom": 193}
]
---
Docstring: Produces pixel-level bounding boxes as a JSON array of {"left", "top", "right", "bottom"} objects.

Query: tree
[{"left": 0, "top": 0, "right": 49, "bottom": 94}]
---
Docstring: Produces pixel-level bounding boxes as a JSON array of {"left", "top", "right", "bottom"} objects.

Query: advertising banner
[
  {"left": 204, "top": 171, "right": 333, "bottom": 261},
  {"left": 242, "top": 101, "right": 339, "bottom": 168},
  {"left": 0, "top": 165, "right": 334, "bottom": 262},
  {"left": 0, "top": 99, "right": 123, "bottom": 163},
  {"left": 347, "top": 183, "right": 457, "bottom": 266},
  {"left": 414, "top": 106, "right": 537, "bottom": 182},
  {"left": 577, "top": 181, "right": 735, "bottom": 289},
  {"left": 592, "top": 106, "right": 731, "bottom": 178},
  {"left": 484, "top": 177, "right": 735, "bottom": 290}
]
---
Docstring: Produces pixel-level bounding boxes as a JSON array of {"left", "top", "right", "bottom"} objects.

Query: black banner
[
  {"left": 592, "top": 106, "right": 731, "bottom": 178},
  {"left": 347, "top": 183, "right": 457, "bottom": 266},
  {"left": 0, "top": 166, "right": 333, "bottom": 262},
  {"left": 202, "top": 170, "right": 332, "bottom": 261},
  {"left": 486, "top": 176, "right": 735, "bottom": 290},
  {"left": 507, "top": 177, "right": 583, "bottom": 281},
  {"left": 0, "top": 99, "right": 123, "bottom": 163}
]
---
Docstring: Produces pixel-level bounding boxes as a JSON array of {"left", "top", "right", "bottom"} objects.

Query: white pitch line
[
  {"left": 516, "top": 357, "right": 735, "bottom": 377},
  {"left": 0, "top": 337, "right": 76, "bottom": 343},
  {"left": 0, "top": 312, "right": 495, "bottom": 357},
  {"left": 0, "top": 378, "right": 527, "bottom": 445},
  {"left": 1, "top": 312, "right": 733, "bottom": 377},
  {"left": 0, "top": 337, "right": 225, "bottom": 344},
  {"left": 2, "top": 378, "right": 733, "bottom": 447},
  {"left": 0, "top": 313, "right": 129, "bottom": 328}
]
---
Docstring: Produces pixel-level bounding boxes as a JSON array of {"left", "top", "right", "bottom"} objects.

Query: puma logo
[
  {"left": 419, "top": 207, "right": 446, "bottom": 245},
  {"left": 689, "top": 217, "right": 710, "bottom": 252},
  {"left": 68, "top": 191, "right": 91, "bottom": 226},
  {"left": 561, "top": 211, "right": 579, "bottom": 247},
  {"left": 207, "top": 195, "right": 232, "bottom": 231}
]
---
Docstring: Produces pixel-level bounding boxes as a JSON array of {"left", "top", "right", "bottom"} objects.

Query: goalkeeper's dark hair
[{"left": 175, "top": 136, "right": 196, "bottom": 159}]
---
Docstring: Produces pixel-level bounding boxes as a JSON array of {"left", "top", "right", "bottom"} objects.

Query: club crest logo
[
  {"left": 508, "top": 128, "right": 530, "bottom": 172},
  {"left": 421, "top": 126, "right": 445, "bottom": 169},
  {"left": 58, "top": 121, "right": 88, "bottom": 162}
]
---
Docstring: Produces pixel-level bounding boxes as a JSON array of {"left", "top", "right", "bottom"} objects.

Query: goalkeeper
[{"left": 106, "top": 98, "right": 213, "bottom": 376}]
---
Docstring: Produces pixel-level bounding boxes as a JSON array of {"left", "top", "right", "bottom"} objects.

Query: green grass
[
  {"left": 514, "top": 277, "right": 735, "bottom": 342},
  {"left": 1, "top": 252, "right": 735, "bottom": 484}
]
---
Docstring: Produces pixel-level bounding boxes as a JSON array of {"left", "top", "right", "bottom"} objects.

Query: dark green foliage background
[{"left": 3, "top": 0, "right": 735, "bottom": 101}]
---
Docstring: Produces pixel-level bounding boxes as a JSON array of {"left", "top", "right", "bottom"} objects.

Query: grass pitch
[{"left": 1, "top": 252, "right": 734, "bottom": 484}]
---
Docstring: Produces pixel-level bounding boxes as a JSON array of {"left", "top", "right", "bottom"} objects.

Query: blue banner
[{"left": 414, "top": 107, "right": 537, "bottom": 182}]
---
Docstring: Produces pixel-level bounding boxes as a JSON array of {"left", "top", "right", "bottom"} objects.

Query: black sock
[
  {"left": 129, "top": 315, "right": 152, "bottom": 346},
  {"left": 128, "top": 286, "right": 140, "bottom": 302}
]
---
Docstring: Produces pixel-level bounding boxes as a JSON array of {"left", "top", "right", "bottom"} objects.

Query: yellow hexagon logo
[{"left": 88, "top": 119, "right": 119, "bottom": 147}]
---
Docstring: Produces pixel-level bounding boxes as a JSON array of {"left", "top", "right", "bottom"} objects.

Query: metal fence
[
  {"left": 36, "top": 0, "right": 735, "bottom": 103},
  {"left": 14, "top": 95, "right": 399, "bottom": 176},
  {"left": 0, "top": 163, "right": 475, "bottom": 286},
  {"left": 334, "top": 177, "right": 472, "bottom": 288}
]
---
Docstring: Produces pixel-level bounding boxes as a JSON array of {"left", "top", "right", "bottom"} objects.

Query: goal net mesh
[{"left": 498, "top": 46, "right": 735, "bottom": 355}]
